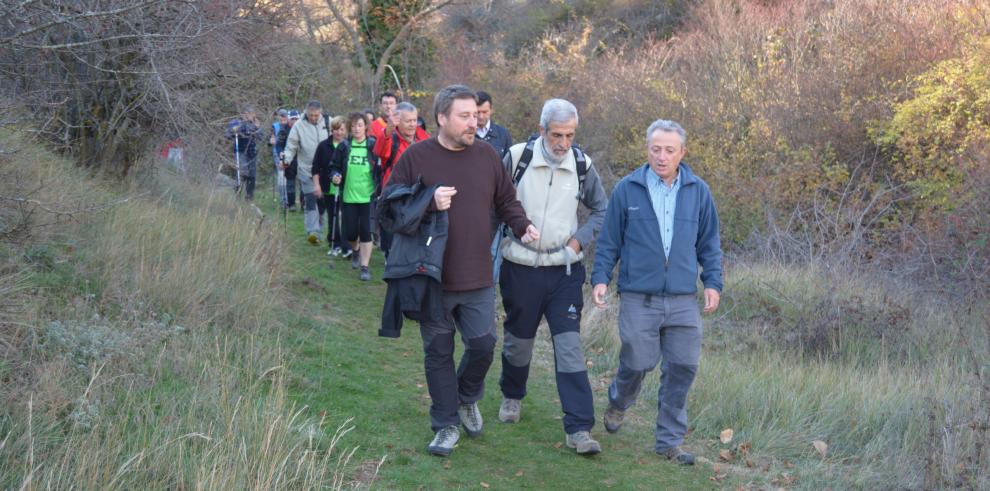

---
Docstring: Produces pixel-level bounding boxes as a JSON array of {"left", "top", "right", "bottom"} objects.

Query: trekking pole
[
  {"left": 234, "top": 129, "right": 242, "bottom": 196},
  {"left": 282, "top": 167, "right": 287, "bottom": 235},
  {"left": 327, "top": 184, "right": 341, "bottom": 270}
]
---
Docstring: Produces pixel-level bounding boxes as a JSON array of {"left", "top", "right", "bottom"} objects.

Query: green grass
[{"left": 255, "top": 185, "right": 716, "bottom": 489}]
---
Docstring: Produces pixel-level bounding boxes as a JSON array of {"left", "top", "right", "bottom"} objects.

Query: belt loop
[{"left": 643, "top": 294, "right": 652, "bottom": 307}]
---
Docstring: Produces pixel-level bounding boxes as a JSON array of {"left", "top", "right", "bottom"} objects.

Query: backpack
[{"left": 511, "top": 135, "right": 589, "bottom": 199}]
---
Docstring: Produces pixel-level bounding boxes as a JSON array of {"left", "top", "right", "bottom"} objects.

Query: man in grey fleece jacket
[
  {"left": 282, "top": 100, "right": 330, "bottom": 243},
  {"left": 495, "top": 99, "right": 608, "bottom": 455}
]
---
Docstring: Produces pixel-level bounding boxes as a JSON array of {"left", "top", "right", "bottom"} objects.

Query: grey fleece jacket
[{"left": 498, "top": 136, "right": 608, "bottom": 268}]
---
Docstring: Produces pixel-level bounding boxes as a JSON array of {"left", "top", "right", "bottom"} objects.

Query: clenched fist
[{"left": 433, "top": 186, "right": 457, "bottom": 210}]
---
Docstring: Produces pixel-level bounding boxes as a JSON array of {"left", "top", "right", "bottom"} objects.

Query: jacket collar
[
  {"left": 630, "top": 162, "right": 698, "bottom": 189},
  {"left": 528, "top": 136, "right": 577, "bottom": 173}
]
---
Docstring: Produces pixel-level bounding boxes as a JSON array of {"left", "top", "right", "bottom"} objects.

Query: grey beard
[{"left": 541, "top": 139, "right": 565, "bottom": 166}]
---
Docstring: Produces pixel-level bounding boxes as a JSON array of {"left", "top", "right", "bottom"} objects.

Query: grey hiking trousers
[
  {"left": 607, "top": 292, "right": 702, "bottom": 452},
  {"left": 299, "top": 174, "right": 321, "bottom": 236}
]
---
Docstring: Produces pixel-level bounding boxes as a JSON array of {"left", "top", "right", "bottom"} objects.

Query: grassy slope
[
  {"left": 259, "top": 188, "right": 716, "bottom": 490},
  {"left": 6, "top": 142, "right": 979, "bottom": 488}
]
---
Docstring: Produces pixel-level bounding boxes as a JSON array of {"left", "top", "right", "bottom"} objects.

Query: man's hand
[
  {"left": 433, "top": 186, "right": 457, "bottom": 210},
  {"left": 566, "top": 238, "right": 581, "bottom": 255},
  {"left": 592, "top": 283, "right": 608, "bottom": 309},
  {"left": 313, "top": 185, "right": 323, "bottom": 199},
  {"left": 520, "top": 224, "right": 540, "bottom": 244},
  {"left": 384, "top": 110, "right": 398, "bottom": 136},
  {"left": 703, "top": 288, "right": 720, "bottom": 313}
]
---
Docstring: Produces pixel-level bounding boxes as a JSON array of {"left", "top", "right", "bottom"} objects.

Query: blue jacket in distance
[{"left": 591, "top": 162, "right": 723, "bottom": 295}]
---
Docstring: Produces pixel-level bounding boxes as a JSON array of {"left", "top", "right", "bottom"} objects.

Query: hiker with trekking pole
[
  {"left": 328, "top": 112, "right": 379, "bottom": 281},
  {"left": 225, "top": 106, "right": 264, "bottom": 201},
  {"left": 270, "top": 109, "right": 289, "bottom": 208},
  {"left": 312, "top": 115, "right": 353, "bottom": 259}
]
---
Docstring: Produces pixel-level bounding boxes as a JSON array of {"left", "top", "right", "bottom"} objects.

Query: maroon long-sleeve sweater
[{"left": 389, "top": 137, "right": 531, "bottom": 291}]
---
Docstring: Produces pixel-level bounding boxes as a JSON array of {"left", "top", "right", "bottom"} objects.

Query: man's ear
[{"left": 538, "top": 126, "right": 547, "bottom": 138}]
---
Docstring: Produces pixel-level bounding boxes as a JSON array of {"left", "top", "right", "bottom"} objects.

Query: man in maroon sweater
[{"left": 388, "top": 85, "right": 540, "bottom": 457}]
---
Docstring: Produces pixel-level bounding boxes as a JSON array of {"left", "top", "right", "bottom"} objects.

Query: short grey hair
[
  {"left": 305, "top": 100, "right": 322, "bottom": 111},
  {"left": 646, "top": 119, "right": 687, "bottom": 147},
  {"left": 433, "top": 84, "right": 477, "bottom": 125},
  {"left": 540, "top": 99, "right": 578, "bottom": 129},
  {"left": 395, "top": 102, "right": 417, "bottom": 114}
]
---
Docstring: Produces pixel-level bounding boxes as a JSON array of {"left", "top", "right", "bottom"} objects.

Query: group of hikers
[{"left": 225, "top": 84, "right": 723, "bottom": 463}]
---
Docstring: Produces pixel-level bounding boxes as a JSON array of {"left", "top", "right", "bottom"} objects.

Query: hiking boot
[
  {"left": 351, "top": 254, "right": 360, "bottom": 270},
  {"left": 330, "top": 247, "right": 342, "bottom": 257},
  {"left": 458, "top": 403, "right": 483, "bottom": 437},
  {"left": 658, "top": 446, "right": 695, "bottom": 465},
  {"left": 359, "top": 266, "right": 371, "bottom": 281},
  {"left": 307, "top": 233, "right": 319, "bottom": 245},
  {"left": 498, "top": 398, "right": 521, "bottom": 423},
  {"left": 566, "top": 431, "right": 602, "bottom": 455},
  {"left": 603, "top": 405, "right": 625, "bottom": 434},
  {"left": 287, "top": 205, "right": 297, "bottom": 212},
  {"left": 427, "top": 425, "right": 459, "bottom": 457}
]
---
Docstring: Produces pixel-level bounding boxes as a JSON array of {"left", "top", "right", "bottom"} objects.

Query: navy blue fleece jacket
[{"left": 591, "top": 163, "right": 723, "bottom": 295}]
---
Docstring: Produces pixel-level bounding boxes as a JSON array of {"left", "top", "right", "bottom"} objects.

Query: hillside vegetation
[
  {"left": 1, "top": 0, "right": 989, "bottom": 489},
  {"left": 0, "top": 132, "right": 366, "bottom": 488}
]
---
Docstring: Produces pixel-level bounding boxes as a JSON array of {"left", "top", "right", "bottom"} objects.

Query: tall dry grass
[
  {"left": 0, "top": 130, "right": 376, "bottom": 489},
  {"left": 581, "top": 260, "right": 989, "bottom": 489}
]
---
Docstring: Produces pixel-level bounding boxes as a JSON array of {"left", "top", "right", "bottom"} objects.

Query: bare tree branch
[{"left": 1, "top": 1, "right": 164, "bottom": 44}]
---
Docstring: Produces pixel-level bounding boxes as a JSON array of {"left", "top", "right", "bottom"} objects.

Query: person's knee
[
  {"left": 552, "top": 331, "right": 586, "bottom": 373},
  {"left": 502, "top": 332, "right": 535, "bottom": 367},
  {"left": 465, "top": 332, "right": 496, "bottom": 354},
  {"left": 423, "top": 330, "right": 455, "bottom": 359},
  {"left": 662, "top": 362, "right": 697, "bottom": 409},
  {"left": 620, "top": 342, "right": 661, "bottom": 372}
]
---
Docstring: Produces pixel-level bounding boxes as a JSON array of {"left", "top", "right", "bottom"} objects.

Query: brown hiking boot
[
  {"left": 603, "top": 405, "right": 625, "bottom": 433},
  {"left": 658, "top": 446, "right": 695, "bottom": 465}
]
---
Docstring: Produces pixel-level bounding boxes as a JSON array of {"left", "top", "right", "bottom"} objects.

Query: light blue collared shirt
[
  {"left": 646, "top": 169, "right": 680, "bottom": 258},
  {"left": 476, "top": 120, "right": 491, "bottom": 139}
]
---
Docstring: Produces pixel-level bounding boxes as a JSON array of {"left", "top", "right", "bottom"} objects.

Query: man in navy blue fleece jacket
[{"left": 591, "top": 119, "right": 722, "bottom": 465}]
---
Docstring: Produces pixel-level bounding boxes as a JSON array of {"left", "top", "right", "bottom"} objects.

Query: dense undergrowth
[
  {"left": 0, "top": 131, "right": 366, "bottom": 489},
  {"left": 582, "top": 260, "right": 988, "bottom": 489}
]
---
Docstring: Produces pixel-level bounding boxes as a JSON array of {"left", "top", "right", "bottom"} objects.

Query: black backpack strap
[
  {"left": 323, "top": 114, "right": 330, "bottom": 135},
  {"left": 512, "top": 137, "right": 538, "bottom": 186},
  {"left": 572, "top": 146, "right": 588, "bottom": 199},
  {"left": 384, "top": 132, "right": 401, "bottom": 171}
]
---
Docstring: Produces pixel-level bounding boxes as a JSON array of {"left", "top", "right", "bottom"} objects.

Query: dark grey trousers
[
  {"left": 419, "top": 287, "right": 498, "bottom": 432},
  {"left": 607, "top": 292, "right": 702, "bottom": 452}
]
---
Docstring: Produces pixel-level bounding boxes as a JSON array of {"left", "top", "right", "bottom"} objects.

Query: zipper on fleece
[{"left": 535, "top": 170, "right": 554, "bottom": 258}]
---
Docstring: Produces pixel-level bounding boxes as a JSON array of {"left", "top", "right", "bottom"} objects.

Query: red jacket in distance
[
  {"left": 374, "top": 127, "right": 430, "bottom": 187},
  {"left": 370, "top": 117, "right": 387, "bottom": 142}
]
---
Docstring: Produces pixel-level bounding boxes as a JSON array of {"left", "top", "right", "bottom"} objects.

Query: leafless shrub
[{"left": 0, "top": 1, "right": 298, "bottom": 177}]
